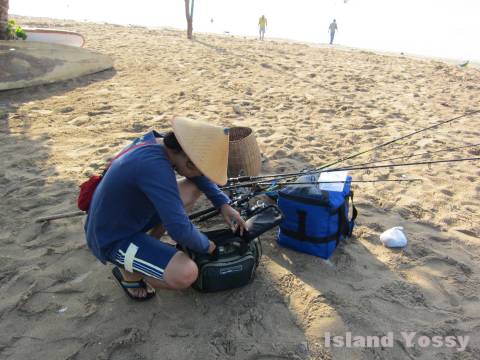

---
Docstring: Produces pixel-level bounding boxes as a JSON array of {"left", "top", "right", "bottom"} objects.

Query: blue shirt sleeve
[
  {"left": 135, "top": 151, "right": 210, "bottom": 253},
  {"left": 189, "top": 176, "right": 230, "bottom": 208}
]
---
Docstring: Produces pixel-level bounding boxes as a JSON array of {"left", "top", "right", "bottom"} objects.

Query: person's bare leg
[
  {"left": 148, "top": 251, "right": 198, "bottom": 289},
  {"left": 121, "top": 251, "right": 198, "bottom": 293}
]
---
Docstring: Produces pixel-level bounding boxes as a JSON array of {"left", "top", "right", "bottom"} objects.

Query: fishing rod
[
  {"left": 224, "top": 143, "right": 480, "bottom": 188},
  {"left": 40, "top": 113, "right": 479, "bottom": 224},
  {"left": 225, "top": 110, "right": 480, "bottom": 186},
  {"left": 326, "top": 143, "right": 480, "bottom": 171},
  {"left": 195, "top": 177, "right": 423, "bottom": 222},
  {"left": 222, "top": 156, "right": 480, "bottom": 190},
  {"left": 313, "top": 156, "right": 480, "bottom": 173},
  {"left": 189, "top": 192, "right": 252, "bottom": 221},
  {"left": 221, "top": 178, "right": 421, "bottom": 191}
]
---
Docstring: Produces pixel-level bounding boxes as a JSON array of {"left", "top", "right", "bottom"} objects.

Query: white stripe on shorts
[{"left": 116, "top": 249, "right": 165, "bottom": 280}]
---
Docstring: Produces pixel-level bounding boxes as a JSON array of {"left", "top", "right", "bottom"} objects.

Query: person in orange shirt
[{"left": 258, "top": 15, "right": 267, "bottom": 40}]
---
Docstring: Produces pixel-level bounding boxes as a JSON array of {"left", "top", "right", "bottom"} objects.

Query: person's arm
[{"left": 136, "top": 153, "right": 210, "bottom": 253}]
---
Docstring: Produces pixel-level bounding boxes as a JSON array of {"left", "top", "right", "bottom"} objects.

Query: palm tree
[
  {"left": 184, "top": 0, "right": 194, "bottom": 39},
  {"left": 0, "top": 0, "right": 8, "bottom": 40}
]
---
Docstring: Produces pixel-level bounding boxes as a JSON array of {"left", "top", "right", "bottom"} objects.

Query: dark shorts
[{"left": 106, "top": 233, "right": 177, "bottom": 281}]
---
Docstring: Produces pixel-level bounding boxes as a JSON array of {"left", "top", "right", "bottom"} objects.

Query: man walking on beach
[
  {"left": 258, "top": 15, "right": 267, "bottom": 40},
  {"left": 84, "top": 117, "right": 247, "bottom": 300},
  {"left": 328, "top": 19, "right": 338, "bottom": 44}
]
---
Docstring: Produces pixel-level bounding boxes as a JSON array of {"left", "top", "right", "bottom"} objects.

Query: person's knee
[
  {"left": 172, "top": 260, "right": 198, "bottom": 289},
  {"left": 165, "top": 254, "right": 198, "bottom": 289},
  {"left": 179, "top": 260, "right": 198, "bottom": 288}
]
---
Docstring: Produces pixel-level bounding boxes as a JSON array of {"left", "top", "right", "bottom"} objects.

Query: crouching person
[{"left": 84, "top": 117, "right": 247, "bottom": 300}]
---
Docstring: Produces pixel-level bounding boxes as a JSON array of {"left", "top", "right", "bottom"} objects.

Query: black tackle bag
[{"left": 190, "top": 205, "right": 283, "bottom": 292}]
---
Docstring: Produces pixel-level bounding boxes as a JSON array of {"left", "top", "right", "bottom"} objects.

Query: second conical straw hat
[{"left": 171, "top": 117, "right": 230, "bottom": 185}]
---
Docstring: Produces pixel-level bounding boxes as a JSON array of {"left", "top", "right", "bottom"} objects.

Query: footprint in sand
[{"left": 439, "top": 188, "right": 454, "bottom": 197}]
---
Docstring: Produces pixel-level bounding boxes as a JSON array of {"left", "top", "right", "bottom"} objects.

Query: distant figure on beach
[
  {"left": 328, "top": 19, "right": 338, "bottom": 44},
  {"left": 258, "top": 15, "right": 267, "bottom": 40},
  {"left": 84, "top": 118, "right": 246, "bottom": 300}
]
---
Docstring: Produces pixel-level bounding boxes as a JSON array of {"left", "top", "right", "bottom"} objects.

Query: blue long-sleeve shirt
[{"left": 85, "top": 131, "right": 230, "bottom": 263}]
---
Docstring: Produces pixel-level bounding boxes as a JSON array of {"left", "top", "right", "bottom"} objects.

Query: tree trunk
[
  {"left": 184, "top": 0, "right": 194, "bottom": 40},
  {"left": 0, "top": 0, "right": 8, "bottom": 40},
  {"left": 187, "top": 17, "right": 193, "bottom": 40}
]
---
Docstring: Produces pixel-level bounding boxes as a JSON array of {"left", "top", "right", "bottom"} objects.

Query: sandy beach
[{"left": 1, "top": 15, "right": 480, "bottom": 360}]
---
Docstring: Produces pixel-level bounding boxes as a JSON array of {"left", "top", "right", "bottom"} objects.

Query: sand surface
[{"left": 1, "top": 16, "right": 480, "bottom": 360}]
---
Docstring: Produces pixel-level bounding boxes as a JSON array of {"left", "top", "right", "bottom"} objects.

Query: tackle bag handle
[
  {"left": 239, "top": 205, "right": 284, "bottom": 242},
  {"left": 202, "top": 205, "right": 283, "bottom": 245},
  {"left": 183, "top": 205, "right": 284, "bottom": 260}
]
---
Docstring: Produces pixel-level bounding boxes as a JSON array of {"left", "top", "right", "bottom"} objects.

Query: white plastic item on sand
[{"left": 380, "top": 226, "right": 408, "bottom": 248}]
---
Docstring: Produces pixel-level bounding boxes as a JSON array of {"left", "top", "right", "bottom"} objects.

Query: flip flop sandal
[{"left": 111, "top": 266, "right": 156, "bottom": 301}]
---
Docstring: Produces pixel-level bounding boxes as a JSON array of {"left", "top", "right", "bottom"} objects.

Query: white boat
[
  {"left": 24, "top": 28, "right": 85, "bottom": 47},
  {"left": 0, "top": 40, "right": 113, "bottom": 91}
]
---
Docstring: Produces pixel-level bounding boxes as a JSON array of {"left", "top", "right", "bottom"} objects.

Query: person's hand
[
  {"left": 220, "top": 204, "right": 248, "bottom": 236},
  {"left": 207, "top": 240, "right": 216, "bottom": 254}
]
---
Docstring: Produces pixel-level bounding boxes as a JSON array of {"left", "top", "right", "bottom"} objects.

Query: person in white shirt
[{"left": 329, "top": 19, "right": 338, "bottom": 44}]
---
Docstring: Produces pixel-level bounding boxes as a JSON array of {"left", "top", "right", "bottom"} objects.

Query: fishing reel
[
  {"left": 228, "top": 190, "right": 268, "bottom": 219},
  {"left": 240, "top": 199, "right": 268, "bottom": 218}
]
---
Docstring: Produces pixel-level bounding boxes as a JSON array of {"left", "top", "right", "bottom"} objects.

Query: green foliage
[{"left": 5, "top": 19, "right": 27, "bottom": 40}]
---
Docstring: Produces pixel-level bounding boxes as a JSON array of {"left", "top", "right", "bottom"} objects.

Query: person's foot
[
  {"left": 120, "top": 268, "right": 155, "bottom": 298},
  {"left": 111, "top": 267, "right": 156, "bottom": 300}
]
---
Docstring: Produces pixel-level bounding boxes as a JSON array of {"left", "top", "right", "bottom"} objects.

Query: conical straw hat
[{"left": 171, "top": 117, "right": 230, "bottom": 185}]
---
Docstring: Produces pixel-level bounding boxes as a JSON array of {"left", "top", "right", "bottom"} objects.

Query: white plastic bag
[{"left": 380, "top": 226, "right": 408, "bottom": 248}]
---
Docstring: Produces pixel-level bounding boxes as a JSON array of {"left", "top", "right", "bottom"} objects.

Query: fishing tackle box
[
  {"left": 277, "top": 174, "right": 357, "bottom": 259},
  {"left": 188, "top": 205, "right": 283, "bottom": 292}
]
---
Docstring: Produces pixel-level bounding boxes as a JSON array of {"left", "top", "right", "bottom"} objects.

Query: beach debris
[
  {"left": 233, "top": 105, "right": 243, "bottom": 115},
  {"left": 71, "top": 271, "right": 92, "bottom": 284},
  {"left": 458, "top": 60, "right": 469, "bottom": 68},
  {"left": 59, "top": 106, "right": 75, "bottom": 113},
  {"left": 57, "top": 306, "right": 68, "bottom": 314},
  {"left": 69, "top": 115, "right": 89, "bottom": 126},
  {"left": 35, "top": 210, "right": 85, "bottom": 223},
  {"left": 380, "top": 227, "right": 408, "bottom": 248},
  {"left": 296, "top": 341, "right": 309, "bottom": 355}
]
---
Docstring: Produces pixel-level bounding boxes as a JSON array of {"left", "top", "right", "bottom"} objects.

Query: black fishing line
[
  {"left": 222, "top": 178, "right": 421, "bottom": 190},
  {"left": 223, "top": 157, "right": 480, "bottom": 190},
  {"left": 225, "top": 110, "right": 480, "bottom": 186}
]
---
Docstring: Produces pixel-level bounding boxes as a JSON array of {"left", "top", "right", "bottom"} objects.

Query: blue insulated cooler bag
[{"left": 277, "top": 174, "right": 357, "bottom": 259}]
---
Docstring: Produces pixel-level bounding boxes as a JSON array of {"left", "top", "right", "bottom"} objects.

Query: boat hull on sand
[
  {"left": 0, "top": 41, "right": 113, "bottom": 91},
  {"left": 24, "top": 28, "right": 85, "bottom": 47}
]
